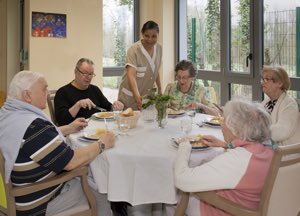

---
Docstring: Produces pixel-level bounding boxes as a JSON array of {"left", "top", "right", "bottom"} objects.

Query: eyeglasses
[
  {"left": 260, "top": 77, "right": 274, "bottom": 83},
  {"left": 76, "top": 68, "right": 96, "bottom": 78},
  {"left": 176, "top": 75, "right": 191, "bottom": 81}
]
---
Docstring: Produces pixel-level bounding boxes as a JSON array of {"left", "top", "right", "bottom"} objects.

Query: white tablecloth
[{"left": 68, "top": 113, "right": 224, "bottom": 206}]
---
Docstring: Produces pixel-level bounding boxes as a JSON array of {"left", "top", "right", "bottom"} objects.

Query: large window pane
[
  {"left": 230, "top": 0, "right": 250, "bottom": 73},
  {"left": 231, "top": 83, "right": 252, "bottom": 99},
  {"left": 103, "top": 0, "right": 134, "bottom": 67},
  {"left": 103, "top": 0, "right": 135, "bottom": 102},
  {"left": 187, "top": 0, "right": 220, "bottom": 71},
  {"left": 196, "top": 79, "right": 221, "bottom": 105},
  {"left": 264, "top": 0, "right": 300, "bottom": 78}
]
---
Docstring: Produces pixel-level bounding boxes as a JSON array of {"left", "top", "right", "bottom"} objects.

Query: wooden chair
[
  {"left": 205, "top": 86, "right": 218, "bottom": 105},
  {"left": 0, "top": 91, "right": 6, "bottom": 107},
  {"left": 47, "top": 90, "right": 57, "bottom": 125},
  {"left": 0, "top": 150, "right": 96, "bottom": 216},
  {"left": 175, "top": 143, "right": 300, "bottom": 216}
]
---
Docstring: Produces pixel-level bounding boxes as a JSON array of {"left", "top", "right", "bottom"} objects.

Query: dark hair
[
  {"left": 141, "top": 21, "right": 159, "bottom": 34},
  {"left": 175, "top": 60, "right": 197, "bottom": 77}
]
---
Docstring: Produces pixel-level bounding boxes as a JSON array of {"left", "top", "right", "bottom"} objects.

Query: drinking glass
[
  {"left": 186, "top": 109, "right": 196, "bottom": 124},
  {"left": 118, "top": 121, "right": 130, "bottom": 136},
  {"left": 180, "top": 119, "right": 192, "bottom": 137}
]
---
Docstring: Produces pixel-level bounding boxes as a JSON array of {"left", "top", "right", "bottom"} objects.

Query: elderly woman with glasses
[
  {"left": 166, "top": 98, "right": 274, "bottom": 216},
  {"left": 164, "top": 59, "right": 219, "bottom": 115},
  {"left": 261, "top": 65, "right": 300, "bottom": 146},
  {"left": 54, "top": 58, "right": 124, "bottom": 126}
]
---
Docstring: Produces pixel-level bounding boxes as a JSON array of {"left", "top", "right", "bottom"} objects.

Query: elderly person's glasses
[
  {"left": 176, "top": 75, "right": 191, "bottom": 81},
  {"left": 260, "top": 77, "right": 274, "bottom": 83},
  {"left": 76, "top": 68, "right": 96, "bottom": 78}
]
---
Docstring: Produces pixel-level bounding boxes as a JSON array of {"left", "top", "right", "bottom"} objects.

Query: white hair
[
  {"left": 223, "top": 98, "right": 271, "bottom": 143},
  {"left": 8, "top": 71, "right": 45, "bottom": 100}
]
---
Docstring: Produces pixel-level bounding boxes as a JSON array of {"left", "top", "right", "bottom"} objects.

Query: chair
[
  {"left": 0, "top": 91, "right": 6, "bottom": 107},
  {"left": 0, "top": 150, "right": 96, "bottom": 216},
  {"left": 47, "top": 90, "right": 57, "bottom": 125},
  {"left": 174, "top": 143, "right": 300, "bottom": 216}
]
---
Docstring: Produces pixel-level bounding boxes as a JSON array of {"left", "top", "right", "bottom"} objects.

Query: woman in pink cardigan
[{"left": 170, "top": 98, "right": 274, "bottom": 216}]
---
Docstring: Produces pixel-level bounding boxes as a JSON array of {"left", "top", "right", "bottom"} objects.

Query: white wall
[{"left": 27, "top": 0, "right": 103, "bottom": 91}]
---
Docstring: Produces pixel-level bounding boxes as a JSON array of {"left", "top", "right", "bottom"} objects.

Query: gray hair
[
  {"left": 75, "top": 58, "right": 94, "bottom": 70},
  {"left": 8, "top": 70, "right": 45, "bottom": 100},
  {"left": 223, "top": 98, "right": 271, "bottom": 143}
]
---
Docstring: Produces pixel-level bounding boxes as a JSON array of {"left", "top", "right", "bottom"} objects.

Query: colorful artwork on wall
[{"left": 32, "top": 12, "right": 66, "bottom": 38}]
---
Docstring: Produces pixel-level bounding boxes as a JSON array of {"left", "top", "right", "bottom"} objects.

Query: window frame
[{"left": 103, "top": 0, "right": 140, "bottom": 77}]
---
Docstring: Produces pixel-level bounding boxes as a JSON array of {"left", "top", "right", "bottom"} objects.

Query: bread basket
[{"left": 116, "top": 111, "right": 140, "bottom": 129}]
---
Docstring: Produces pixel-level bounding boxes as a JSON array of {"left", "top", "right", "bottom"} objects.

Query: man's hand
[
  {"left": 99, "top": 131, "right": 116, "bottom": 149},
  {"left": 76, "top": 98, "right": 96, "bottom": 110}
]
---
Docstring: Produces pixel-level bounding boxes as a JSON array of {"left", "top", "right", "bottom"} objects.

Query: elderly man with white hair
[
  {"left": 0, "top": 71, "right": 115, "bottom": 216},
  {"left": 166, "top": 98, "right": 274, "bottom": 216}
]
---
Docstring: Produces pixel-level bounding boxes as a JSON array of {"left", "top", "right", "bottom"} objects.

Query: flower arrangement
[{"left": 142, "top": 88, "right": 173, "bottom": 128}]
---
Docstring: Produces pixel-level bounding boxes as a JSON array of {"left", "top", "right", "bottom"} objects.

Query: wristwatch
[
  {"left": 97, "top": 140, "right": 106, "bottom": 154},
  {"left": 226, "top": 143, "right": 234, "bottom": 149}
]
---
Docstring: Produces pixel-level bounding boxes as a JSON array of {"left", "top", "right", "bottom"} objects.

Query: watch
[
  {"left": 226, "top": 143, "right": 234, "bottom": 149},
  {"left": 97, "top": 140, "right": 106, "bottom": 154}
]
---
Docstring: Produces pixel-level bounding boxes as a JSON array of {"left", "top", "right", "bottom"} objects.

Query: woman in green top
[{"left": 164, "top": 60, "right": 219, "bottom": 116}]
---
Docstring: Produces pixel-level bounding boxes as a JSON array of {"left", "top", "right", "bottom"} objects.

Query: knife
[{"left": 93, "top": 106, "right": 107, "bottom": 112}]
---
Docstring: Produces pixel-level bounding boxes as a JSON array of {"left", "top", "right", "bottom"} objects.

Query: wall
[
  {"left": 27, "top": 0, "right": 103, "bottom": 91},
  {"left": 140, "top": 0, "right": 175, "bottom": 92}
]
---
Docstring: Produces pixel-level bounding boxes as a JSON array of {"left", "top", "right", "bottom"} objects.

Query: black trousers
[{"left": 111, "top": 201, "right": 129, "bottom": 216}]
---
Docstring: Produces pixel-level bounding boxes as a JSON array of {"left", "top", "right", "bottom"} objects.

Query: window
[
  {"left": 102, "top": 0, "right": 139, "bottom": 101},
  {"left": 264, "top": 0, "right": 300, "bottom": 99},
  {"left": 177, "top": 0, "right": 300, "bottom": 105}
]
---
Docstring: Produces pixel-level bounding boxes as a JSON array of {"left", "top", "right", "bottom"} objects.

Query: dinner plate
[
  {"left": 78, "top": 136, "right": 97, "bottom": 142},
  {"left": 92, "top": 112, "right": 115, "bottom": 121},
  {"left": 167, "top": 109, "right": 185, "bottom": 118},
  {"left": 171, "top": 137, "right": 210, "bottom": 151},
  {"left": 203, "top": 121, "right": 221, "bottom": 127}
]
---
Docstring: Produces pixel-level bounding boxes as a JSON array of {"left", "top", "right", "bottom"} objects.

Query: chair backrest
[
  {"left": 0, "top": 150, "right": 15, "bottom": 215},
  {"left": 47, "top": 90, "right": 57, "bottom": 125},
  {"left": 0, "top": 91, "right": 6, "bottom": 107},
  {"left": 260, "top": 143, "right": 300, "bottom": 216},
  {"left": 0, "top": 150, "right": 96, "bottom": 216}
]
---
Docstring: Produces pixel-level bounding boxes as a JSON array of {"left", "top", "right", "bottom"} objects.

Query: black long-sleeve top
[{"left": 54, "top": 83, "right": 112, "bottom": 126}]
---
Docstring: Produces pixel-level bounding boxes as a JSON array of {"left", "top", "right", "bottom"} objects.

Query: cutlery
[
  {"left": 93, "top": 106, "right": 107, "bottom": 112},
  {"left": 212, "top": 103, "right": 223, "bottom": 114}
]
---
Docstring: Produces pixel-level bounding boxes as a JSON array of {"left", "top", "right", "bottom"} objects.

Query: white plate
[
  {"left": 92, "top": 112, "right": 115, "bottom": 121},
  {"left": 203, "top": 121, "right": 221, "bottom": 127},
  {"left": 171, "top": 137, "right": 210, "bottom": 151}
]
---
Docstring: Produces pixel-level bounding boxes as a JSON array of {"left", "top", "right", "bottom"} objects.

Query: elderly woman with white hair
[{"left": 168, "top": 98, "right": 274, "bottom": 216}]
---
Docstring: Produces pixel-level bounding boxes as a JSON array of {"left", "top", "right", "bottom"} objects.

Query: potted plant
[{"left": 142, "top": 88, "right": 173, "bottom": 128}]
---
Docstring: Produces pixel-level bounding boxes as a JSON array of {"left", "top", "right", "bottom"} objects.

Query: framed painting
[{"left": 32, "top": 12, "right": 66, "bottom": 38}]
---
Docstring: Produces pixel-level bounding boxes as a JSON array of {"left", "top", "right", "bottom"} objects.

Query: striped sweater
[{"left": 11, "top": 118, "right": 74, "bottom": 216}]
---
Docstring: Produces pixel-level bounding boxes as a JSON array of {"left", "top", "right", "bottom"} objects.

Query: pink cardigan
[{"left": 175, "top": 139, "right": 274, "bottom": 216}]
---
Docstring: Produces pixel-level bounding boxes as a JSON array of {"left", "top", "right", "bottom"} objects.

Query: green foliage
[
  {"left": 205, "top": 0, "right": 220, "bottom": 69},
  {"left": 118, "top": 0, "right": 133, "bottom": 10},
  {"left": 142, "top": 88, "right": 173, "bottom": 109},
  {"left": 114, "top": 28, "right": 126, "bottom": 66},
  {"left": 238, "top": 0, "right": 250, "bottom": 56}
]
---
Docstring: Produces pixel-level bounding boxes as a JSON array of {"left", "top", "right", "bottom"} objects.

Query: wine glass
[{"left": 180, "top": 119, "right": 192, "bottom": 137}]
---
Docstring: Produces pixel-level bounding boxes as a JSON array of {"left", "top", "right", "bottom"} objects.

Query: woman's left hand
[{"left": 201, "top": 135, "right": 226, "bottom": 148}]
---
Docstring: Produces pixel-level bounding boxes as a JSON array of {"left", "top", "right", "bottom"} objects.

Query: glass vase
[{"left": 155, "top": 103, "right": 168, "bottom": 128}]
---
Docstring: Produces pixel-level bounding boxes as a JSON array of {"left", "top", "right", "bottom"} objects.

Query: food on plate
[
  {"left": 87, "top": 128, "right": 107, "bottom": 139},
  {"left": 167, "top": 108, "right": 185, "bottom": 115},
  {"left": 209, "top": 116, "right": 224, "bottom": 124},
  {"left": 191, "top": 134, "right": 207, "bottom": 147},
  {"left": 97, "top": 112, "right": 114, "bottom": 118},
  {"left": 121, "top": 108, "right": 134, "bottom": 117},
  {"left": 212, "top": 116, "right": 224, "bottom": 121}
]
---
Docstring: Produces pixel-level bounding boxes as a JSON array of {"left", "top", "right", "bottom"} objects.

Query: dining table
[{"left": 67, "top": 112, "right": 224, "bottom": 206}]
